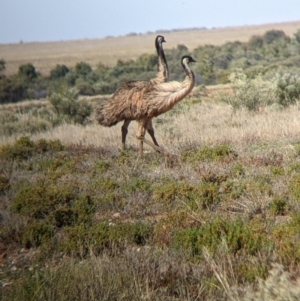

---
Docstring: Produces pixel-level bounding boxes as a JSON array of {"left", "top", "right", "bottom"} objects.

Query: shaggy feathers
[
  {"left": 96, "top": 35, "right": 169, "bottom": 128},
  {"left": 95, "top": 35, "right": 196, "bottom": 155},
  {"left": 97, "top": 56, "right": 195, "bottom": 126}
]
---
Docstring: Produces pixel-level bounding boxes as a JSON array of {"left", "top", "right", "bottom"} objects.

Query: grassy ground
[
  {"left": 1, "top": 20, "right": 300, "bottom": 75},
  {"left": 2, "top": 88, "right": 300, "bottom": 300}
]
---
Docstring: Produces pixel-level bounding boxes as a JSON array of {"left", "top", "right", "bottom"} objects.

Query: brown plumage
[
  {"left": 96, "top": 52, "right": 196, "bottom": 155},
  {"left": 96, "top": 35, "right": 169, "bottom": 151}
]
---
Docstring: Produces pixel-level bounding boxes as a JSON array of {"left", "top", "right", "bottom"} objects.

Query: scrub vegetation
[
  {"left": 2, "top": 26, "right": 300, "bottom": 104},
  {"left": 2, "top": 25, "right": 300, "bottom": 300}
]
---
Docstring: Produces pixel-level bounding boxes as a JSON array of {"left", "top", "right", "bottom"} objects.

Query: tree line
[{"left": 1, "top": 29, "right": 300, "bottom": 104}]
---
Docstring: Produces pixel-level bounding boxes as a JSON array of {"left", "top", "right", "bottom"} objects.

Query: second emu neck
[
  {"left": 168, "top": 66, "right": 195, "bottom": 107},
  {"left": 153, "top": 63, "right": 195, "bottom": 116}
]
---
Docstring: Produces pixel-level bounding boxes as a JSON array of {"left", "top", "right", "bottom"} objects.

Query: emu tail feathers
[{"left": 95, "top": 102, "right": 120, "bottom": 127}]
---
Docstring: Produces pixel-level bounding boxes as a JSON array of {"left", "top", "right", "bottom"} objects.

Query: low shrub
[
  {"left": 0, "top": 136, "right": 65, "bottom": 160},
  {"left": 124, "top": 177, "right": 153, "bottom": 193},
  {"left": 61, "top": 221, "right": 153, "bottom": 256},
  {"left": 182, "top": 144, "right": 237, "bottom": 163},
  {"left": 153, "top": 179, "right": 196, "bottom": 204},
  {"left": 273, "top": 213, "right": 300, "bottom": 264},
  {"left": 269, "top": 196, "right": 289, "bottom": 216},
  {"left": 49, "top": 88, "right": 92, "bottom": 125},
  {"left": 0, "top": 136, "right": 34, "bottom": 160},
  {"left": 0, "top": 174, "right": 10, "bottom": 193},
  {"left": 22, "top": 220, "right": 54, "bottom": 248},
  {"left": 196, "top": 182, "right": 220, "bottom": 209},
  {"left": 173, "top": 217, "right": 270, "bottom": 258},
  {"left": 218, "top": 70, "right": 275, "bottom": 111},
  {"left": 12, "top": 181, "right": 76, "bottom": 219},
  {"left": 272, "top": 73, "right": 300, "bottom": 107}
]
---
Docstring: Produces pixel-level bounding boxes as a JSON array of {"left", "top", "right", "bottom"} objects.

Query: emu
[
  {"left": 96, "top": 35, "right": 169, "bottom": 152},
  {"left": 96, "top": 51, "right": 196, "bottom": 155}
]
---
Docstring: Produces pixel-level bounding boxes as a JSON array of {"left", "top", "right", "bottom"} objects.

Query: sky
[{"left": 1, "top": 0, "right": 300, "bottom": 44}]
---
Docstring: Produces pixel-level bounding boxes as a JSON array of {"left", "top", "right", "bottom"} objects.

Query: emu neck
[
  {"left": 155, "top": 43, "right": 169, "bottom": 83},
  {"left": 168, "top": 64, "right": 195, "bottom": 107},
  {"left": 153, "top": 63, "right": 195, "bottom": 116}
]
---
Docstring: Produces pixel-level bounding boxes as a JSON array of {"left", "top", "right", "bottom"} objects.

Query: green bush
[
  {"left": 75, "top": 79, "right": 95, "bottom": 95},
  {"left": 245, "top": 175, "right": 273, "bottom": 196},
  {"left": 12, "top": 181, "right": 76, "bottom": 219},
  {"left": 197, "top": 182, "right": 220, "bottom": 209},
  {"left": 49, "top": 88, "right": 92, "bottom": 124},
  {"left": 11, "top": 176, "right": 96, "bottom": 232},
  {"left": 230, "top": 162, "right": 246, "bottom": 176},
  {"left": 153, "top": 179, "right": 197, "bottom": 203},
  {"left": 273, "top": 214, "right": 300, "bottom": 264},
  {"left": 0, "top": 137, "right": 65, "bottom": 160},
  {"left": 263, "top": 30, "right": 290, "bottom": 44},
  {"left": 75, "top": 61, "right": 92, "bottom": 78},
  {"left": 72, "top": 195, "right": 95, "bottom": 225},
  {"left": 0, "top": 136, "right": 34, "bottom": 160},
  {"left": 36, "top": 138, "right": 65, "bottom": 152},
  {"left": 272, "top": 73, "right": 300, "bottom": 107},
  {"left": 182, "top": 144, "right": 237, "bottom": 163},
  {"left": 50, "top": 195, "right": 95, "bottom": 227},
  {"left": 213, "top": 52, "right": 233, "bottom": 70},
  {"left": 220, "top": 179, "right": 245, "bottom": 201},
  {"left": 22, "top": 220, "right": 54, "bottom": 248},
  {"left": 50, "top": 64, "right": 70, "bottom": 79},
  {"left": 18, "top": 63, "right": 38, "bottom": 81},
  {"left": 247, "top": 35, "right": 264, "bottom": 50},
  {"left": 294, "top": 29, "right": 300, "bottom": 43},
  {"left": 173, "top": 217, "right": 269, "bottom": 258},
  {"left": 61, "top": 221, "right": 153, "bottom": 256},
  {"left": 0, "top": 75, "right": 27, "bottom": 103},
  {"left": 218, "top": 70, "right": 275, "bottom": 111},
  {"left": 124, "top": 177, "right": 152, "bottom": 193}
]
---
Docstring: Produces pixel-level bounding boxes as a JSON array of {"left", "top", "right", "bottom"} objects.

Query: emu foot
[{"left": 141, "top": 137, "right": 172, "bottom": 157}]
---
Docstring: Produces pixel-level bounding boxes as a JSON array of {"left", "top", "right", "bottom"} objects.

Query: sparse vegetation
[
  {"left": 2, "top": 25, "right": 300, "bottom": 103},
  {"left": 2, "top": 25, "right": 300, "bottom": 301},
  {"left": 1, "top": 122, "right": 300, "bottom": 300}
]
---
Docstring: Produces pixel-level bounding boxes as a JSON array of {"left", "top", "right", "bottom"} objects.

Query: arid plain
[{"left": 2, "top": 20, "right": 300, "bottom": 301}]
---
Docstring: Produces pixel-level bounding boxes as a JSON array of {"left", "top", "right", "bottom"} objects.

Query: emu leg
[
  {"left": 137, "top": 120, "right": 171, "bottom": 156},
  {"left": 121, "top": 120, "right": 131, "bottom": 150},
  {"left": 146, "top": 120, "right": 171, "bottom": 155},
  {"left": 147, "top": 120, "right": 159, "bottom": 146},
  {"left": 139, "top": 140, "right": 144, "bottom": 157},
  {"left": 136, "top": 121, "right": 146, "bottom": 156}
]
